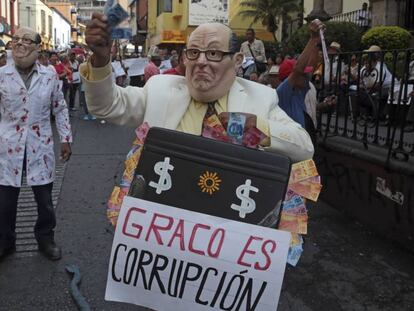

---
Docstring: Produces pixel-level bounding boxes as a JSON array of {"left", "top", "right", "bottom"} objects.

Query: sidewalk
[{"left": 0, "top": 112, "right": 413, "bottom": 310}]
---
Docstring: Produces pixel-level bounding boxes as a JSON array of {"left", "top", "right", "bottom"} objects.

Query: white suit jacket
[
  {"left": 0, "top": 63, "right": 72, "bottom": 187},
  {"left": 83, "top": 73, "right": 314, "bottom": 162}
]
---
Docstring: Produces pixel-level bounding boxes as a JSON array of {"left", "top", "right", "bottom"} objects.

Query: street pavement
[{"left": 0, "top": 110, "right": 414, "bottom": 311}]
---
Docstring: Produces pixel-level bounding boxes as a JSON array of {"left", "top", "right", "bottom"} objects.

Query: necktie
[{"left": 202, "top": 101, "right": 219, "bottom": 131}]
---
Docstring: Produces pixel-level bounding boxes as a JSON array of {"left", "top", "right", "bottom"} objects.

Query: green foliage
[
  {"left": 238, "top": 0, "right": 301, "bottom": 42},
  {"left": 383, "top": 51, "right": 412, "bottom": 79},
  {"left": 287, "top": 21, "right": 364, "bottom": 54},
  {"left": 361, "top": 26, "right": 412, "bottom": 50}
]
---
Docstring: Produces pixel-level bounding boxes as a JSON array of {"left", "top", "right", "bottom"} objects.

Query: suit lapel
[
  {"left": 163, "top": 80, "right": 191, "bottom": 129},
  {"left": 228, "top": 79, "right": 246, "bottom": 113}
]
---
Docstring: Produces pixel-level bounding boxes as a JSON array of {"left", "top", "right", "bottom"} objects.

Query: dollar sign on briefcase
[
  {"left": 231, "top": 179, "right": 259, "bottom": 218},
  {"left": 149, "top": 157, "right": 174, "bottom": 194}
]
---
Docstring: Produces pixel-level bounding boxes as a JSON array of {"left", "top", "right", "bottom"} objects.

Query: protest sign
[
  {"left": 159, "top": 59, "right": 172, "bottom": 73},
  {"left": 123, "top": 58, "right": 148, "bottom": 76},
  {"left": 106, "top": 196, "right": 291, "bottom": 311},
  {"left": 112, "top": 61, "right": 125, "bottom": 78}
]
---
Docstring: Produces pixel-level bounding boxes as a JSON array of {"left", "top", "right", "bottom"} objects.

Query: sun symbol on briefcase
[{"left": 198, "top": 171, "right": 222, "bottom": 195}]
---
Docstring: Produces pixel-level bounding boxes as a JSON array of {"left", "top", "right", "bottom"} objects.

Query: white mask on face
[
  {"left": 12, "top": 28, "right": 40, "bottom": 69},
  {"left": 13, "top": 46, "right": 38, "bottom": 69}
]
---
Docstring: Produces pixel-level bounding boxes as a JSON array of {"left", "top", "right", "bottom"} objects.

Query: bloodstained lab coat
[{"left": 0, "top": 63, "right": 72, "bottom": 187}]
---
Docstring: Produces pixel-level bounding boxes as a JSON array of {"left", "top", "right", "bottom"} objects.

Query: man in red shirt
[
  {"left": 50, "top": 52, "right": 65, "bottom": 77},
  {"left": 50, "top": 52, "right": 69, "bottom": 99},
  {"left": 144, "top": 47, "right": 161, "bottom": 82},
  {"left": 163, "top": 50, "right": 185, "bottom": 76}
]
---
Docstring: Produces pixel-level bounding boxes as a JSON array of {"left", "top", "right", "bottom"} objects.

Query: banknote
[
  {"left": 279, "top": 212, "right": 308, "bottom": 235},
  {"left": 287, "top": 240, "right": 303, "bottom": 267},
  {"left": 283, "top": 194, "right": 305, "bottom": 210},
  {"left": 106, "top": 4, "right": 129, "bottom": 28},
  {"left": 107, "top": 185, "right": 129, "bottom": 226},
  {"left": 289, "top": 159, "right": 318, "bottom": 183},
  {"left": 104, "top": 0, "right": 115, "bottom": 15},
  {"left": 205, "top": 114, "right": 227, "bottom": 134},
  {"left": 111, "top": 27, "right": 132, "bottom": 39},
  {"left": 202, "top": 125, "right": 232, "bottom": 143},
  {"left": 283, "top": 205, "right": 307, "bottom": 216},
  {"left": 290, "top": 233, "right": 302, "bottom": 247},
  {"left": 108, "top": 186, "right": 121, "bottom": 207},
  {"left": 135, "top": 122, "right": 150, "bottom": 143},
  {"left": 289, "top": 180, "right": 322, "bottom": 202},
  {"left": 242, "top": 126, "right": 267, "bottom": 149},
  {"left": 284, "top": 188, "right": 297, "bottom": 201},
  {"left": 227, "top": 113, "right": 246, "bottom": 145}
]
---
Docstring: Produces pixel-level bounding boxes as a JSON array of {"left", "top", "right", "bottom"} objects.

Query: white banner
[
  {"left": 123, "top": 58, "right": 149, "bottom": 77},
  {"left": 106, "top": 196, "right": 291, "bottom": 311},
  {"left": 189, "top": 0, "right": 229, "bottom": 26}
]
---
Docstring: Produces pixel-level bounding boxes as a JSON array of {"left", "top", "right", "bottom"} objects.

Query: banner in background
[{"left": 189, "top": 0, "right": 229, "bottom": 26}]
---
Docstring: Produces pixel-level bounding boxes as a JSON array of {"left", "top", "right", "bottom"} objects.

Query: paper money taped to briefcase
[{"left": 107, "top": 115, "right": 323, "bottom": 267}]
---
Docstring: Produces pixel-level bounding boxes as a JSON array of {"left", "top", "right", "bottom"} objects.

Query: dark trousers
[
  {"left": 129, "top": 75, "right": 145, "bottom": 87},
  {"left": 80, "top": 91, "right": 89, "bottom": 115},
  {"left": 69, "top": 83, "right": 80, "bottom": 109},
  {"left": 62, "top": 80, "right": 69, "bottom": 102},
  {"left": 0, "top": 183, "right": 56, "bottom": 248}
]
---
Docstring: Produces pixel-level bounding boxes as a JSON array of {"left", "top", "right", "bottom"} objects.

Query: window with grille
[{"left": 157, "top": 0, "right": 172, "bottom": 16}]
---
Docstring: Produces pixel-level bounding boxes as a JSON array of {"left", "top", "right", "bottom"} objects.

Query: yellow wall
[{"left": 147, "top": 0, "right": 274, "bottom": 47}]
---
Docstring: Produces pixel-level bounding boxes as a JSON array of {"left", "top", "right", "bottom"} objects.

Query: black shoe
[
  {"left": 38, "top": 241, "right": 62, "bottom": 261},
  {"left": 0, "top": 245, "right": 16, "bottom": 261}
]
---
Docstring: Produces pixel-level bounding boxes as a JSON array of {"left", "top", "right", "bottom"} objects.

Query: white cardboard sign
[
  {"left": 105, "top": 196, "right": 291, "bottom": 310},
  {"left": 123, "top": 58, "right": 149, "bottom": 76}
]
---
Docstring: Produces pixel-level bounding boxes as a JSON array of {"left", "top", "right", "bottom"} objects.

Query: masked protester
[
  {"left": 81, "top": 17, "right": 313, "bottom": 162},
  {"left": 0, "top": 27, "right": 73, "bottom": 261}
]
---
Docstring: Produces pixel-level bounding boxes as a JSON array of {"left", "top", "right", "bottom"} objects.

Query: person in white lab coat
[{"left": 0, "top": 27, "right": 73, "bottom": 261}]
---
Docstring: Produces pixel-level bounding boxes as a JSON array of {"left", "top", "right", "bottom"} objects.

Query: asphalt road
[{"left": 0, "top": 111, "right": 413, "bottom": 311}]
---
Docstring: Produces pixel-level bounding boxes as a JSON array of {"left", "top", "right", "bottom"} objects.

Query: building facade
[
  {"left": 304, "top": 0, "right": 414, "bottom": 31},
  {"left": 304, "top": 0, "right": 366, "bottom": 18},
  {"left": 52, "top": 8, "right": 71, "bottom": 50},
  {"left": 143, "top": 0, "right": 274, "bottom": 51},
  {"left": 75, "top": 0, "right": 105, "bottom": 23},
  {"left": 47, "top": 1, "right": 79, "bottom": 44},
  {"left": 19, "top": 0, "right": 54, "bottom": 49},
  {"left": 0, "top": 0, "right": 19, "bottom": 46},
  {"left": 74, "top": 0, "right": 128, "bottom": 22},
  {"left": 128, "top": 0, "right": 148, "bottom": 52},
  {"left": 369, "top": 0, "right": 414, "bottom": 30}
]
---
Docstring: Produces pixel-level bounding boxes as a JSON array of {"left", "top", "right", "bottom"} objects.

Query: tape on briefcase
[{"left": 129, "top": 127, "right": 291, "bottom": 226}]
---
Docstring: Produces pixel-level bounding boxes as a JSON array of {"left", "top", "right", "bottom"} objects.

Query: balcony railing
[{"left": 331, "top": 9, "right": 371, "bottom": 29}]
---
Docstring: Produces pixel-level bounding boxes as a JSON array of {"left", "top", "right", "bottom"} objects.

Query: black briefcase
[{"left": 129, "top": 127, "right": 291, "bottom": 226}]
